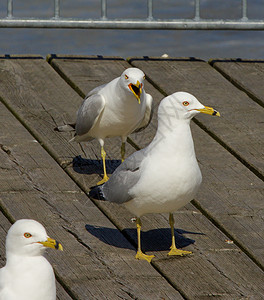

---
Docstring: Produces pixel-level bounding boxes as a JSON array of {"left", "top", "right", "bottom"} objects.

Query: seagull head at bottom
[{"left": 5, "top": 219, "right": 63, "bottom": 258}]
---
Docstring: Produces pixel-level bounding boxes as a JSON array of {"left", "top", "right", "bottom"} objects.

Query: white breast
[
  {"left": 0, "top": 256, "right": 56, "bottom": 300},
  {"left": 89, "top": 91, "right": 146, "bottom": 139},
  {"left": 124, "top": 124, "right": 202, "bottom": 217}
]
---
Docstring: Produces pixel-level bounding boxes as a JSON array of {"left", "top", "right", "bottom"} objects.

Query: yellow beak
[
  {"left": 128, "top": 81, "right": 142, "bottom": 104},
  {"left": 39, "top": 237, "right": 63, "bottom": 251},
  {"left": 196, "top": 106, "right": 220, "bottom": 116}
]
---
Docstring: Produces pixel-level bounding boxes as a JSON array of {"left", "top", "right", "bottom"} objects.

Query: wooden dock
[{"left": 0, "top": 55, "right": 263, "bottom": 299}]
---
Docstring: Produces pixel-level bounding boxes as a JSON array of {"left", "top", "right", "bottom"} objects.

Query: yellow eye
[
  {"left": 125, "top": 74, "right": 129, "bottom": 80},
  {"left": 24, "top": 232, "right": 32, "bottom": 238},
  {"left": 182, "top": 101, "right": 189, "bottom": 106}
]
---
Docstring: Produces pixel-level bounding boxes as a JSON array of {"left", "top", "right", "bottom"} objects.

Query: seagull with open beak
[{"left": 56, "top": 67, "right": 153, "bottom": 185}]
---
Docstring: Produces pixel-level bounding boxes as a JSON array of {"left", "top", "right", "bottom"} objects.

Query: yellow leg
[
  {"left": 135, "top": 218, "right": 155, "bottom": 263},
  {"left": 168, "top": 213, "right": 192, "bottom": 256},
  {"left": 97, "top": 146, "right": 109, "bottom": 185},
  {"left": 121, "top": 142, "right": 126, "bottom": 162}
]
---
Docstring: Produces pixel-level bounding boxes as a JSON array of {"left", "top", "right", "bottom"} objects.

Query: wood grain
[
  {"left": 210, "top": 58, "right": 264, "bottom": 107},
  {"left": 0, "top": 66, "right": 181, "bottom": 299},
  {"left": 0, "top": 56, "right": 263, "bottom": 299},
  {"left": 49, "top": 55, "right": 264, "bottom": 269},
  {"left": 129, "top": 57, "right": 264, "bottom": 179}
]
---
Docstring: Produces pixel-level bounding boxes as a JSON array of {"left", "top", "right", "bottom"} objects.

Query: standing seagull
[
  {"left": 0, "top": 219, "right": 63, "bottom": 300},
  {"left": 57, "top": 67, "right": 153, "bottom": 185},
  {"left": 89, "top": 92, "right": 220, "bottom": 262}
]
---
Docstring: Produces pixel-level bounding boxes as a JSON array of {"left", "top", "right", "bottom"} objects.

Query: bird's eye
[
  {"left": 24, "top": 232, "right": 32, "bottom": 238},
  {"left": 182, "top": 101, "right": 189, "bottom": 106},
  {"left": 125, "top": 74, "right": 129, "bottom": 80}
]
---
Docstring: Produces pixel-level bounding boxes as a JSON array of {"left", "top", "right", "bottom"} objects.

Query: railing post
[
  {"left": 54, "top": 0, "right": 60, "bottom": 19},
  {"left": 194, "top": 0, "right": 200, "bottom": 21},
  {"left": 242, "top": 0, "right": 248, "bottom": 21},
  {"left": 147, "top": 0, "right": 153, "bottom": 20},
  {"left": 101, "top": 0, "right": 107, "bottom": 20},
  {"left": 7, "top": 0, "right": 13, "bottom": 18}
]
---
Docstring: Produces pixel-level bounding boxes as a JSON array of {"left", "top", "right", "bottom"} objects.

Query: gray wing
[
  {"left": 133, "top": 93, "right": 153, "bottom": 133},
  {"left": 75, "top": 94, "right": 105, "bottom": 136},
  {"left": 101, "top": 150, "right": 146, "bottom": 204},
  {"left": 86, "top": 83, "right": 107, "bottom": 97}
]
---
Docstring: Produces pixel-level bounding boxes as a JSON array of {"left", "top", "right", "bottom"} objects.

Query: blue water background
[{"left": 0, "top": 0, "right": 264, "bottom": 60}]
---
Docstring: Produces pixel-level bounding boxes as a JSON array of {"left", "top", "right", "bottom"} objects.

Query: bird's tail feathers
[{"left": 89, "top": 186, "right": 106, "bottom": 201}]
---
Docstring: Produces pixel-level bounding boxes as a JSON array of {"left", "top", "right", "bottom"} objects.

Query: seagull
[
  {"left": 0, "top": 219, "right": 63, "bottom": 300},
  {"left": 56, "top": 67, "right": 153, "bottom": 185},
  {"left": 89, "top": 92, "right": 220, "bottom": 262}
]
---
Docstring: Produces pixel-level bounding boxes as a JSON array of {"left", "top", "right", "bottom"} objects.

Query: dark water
[{"left": 1, "top": 0, "right": 264, "bottom": 60}]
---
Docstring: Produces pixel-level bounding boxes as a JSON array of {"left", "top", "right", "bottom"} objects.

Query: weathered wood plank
[
  {"left": 191, "top": 123, "right": 264, "bottom": 263},
  {"left": 0, "top": 213, "right": 13, "bottom": 268},
  {"left": 129, "top": 57, "right": 264, "bottom": 179},
  {"left": 100, "top": 200, "right": 264, "bottom": 299},
  {"left": 49, "top": 55, "right": 264, "bottom": 269},
  {"left": 0, "top": 77, "right": 181, "bottom": 299},
  {"left": 0, "top": 56, "right": 131, "bottom": 186},
  {"left": 48, "top": 55, "right": 261, "bottom": 296},
  {"left": 210, "top": 59, "right": 264, "bottom": 107},
  {"left": 96, "top": 125, "right": 264, "bottom": 298},
  {"left": 0, "top": 56, "right": 263, "bottom": 298},
  {"left": 128, "top": 56, "right": 264, "bottom": 264}
]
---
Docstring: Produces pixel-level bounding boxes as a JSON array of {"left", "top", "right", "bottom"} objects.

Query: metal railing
[{"left": 1, "top": 0, "right": 264, "bottom": 30}]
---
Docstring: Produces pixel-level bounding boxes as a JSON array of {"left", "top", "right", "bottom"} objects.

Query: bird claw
[
  {"left": 168, "top": 247, "right": 192, "bottom": 256},
  {"left": 135, "top": 251, "right": 155, "bottom": 263}
]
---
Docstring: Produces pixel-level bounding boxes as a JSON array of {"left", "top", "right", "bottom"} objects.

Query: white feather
[{"left": 0, "top": 220, "right": 59, "bottom": 300}]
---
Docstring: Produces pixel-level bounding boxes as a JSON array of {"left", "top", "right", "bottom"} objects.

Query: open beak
[
  {"left": 39, "top": 237, "right": 63, "bottom": 251},
  {"left": 128, "top": 81, "right": 142, "bottom": 104},
  {"left": 196, "top": 106, "right": 220, "bottom": 116}
]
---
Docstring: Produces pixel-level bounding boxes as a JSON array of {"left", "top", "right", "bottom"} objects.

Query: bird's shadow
[
  {"left": 85, "top": 224, "right": 205, "bottom": 252},
  {"left": 73, "top": 155, "right": 121, "bottom": 175}
]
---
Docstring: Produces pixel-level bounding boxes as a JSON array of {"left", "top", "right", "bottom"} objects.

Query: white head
[
  {"left": 158, "top": 91, "right": 220, "bottom": 123},
  {"left": 120, "top": 68, "right": 146, "bottom": 104},
  {"left": 6, "top": 219, "right": 63, "bottom": 258}
]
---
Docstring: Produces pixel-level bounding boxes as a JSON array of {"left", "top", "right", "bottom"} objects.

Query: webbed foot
[
  {"left": 135, "top": 250, "right": 155, "bottom": 263},
  {"left": 168, "top": 246, "right": 192, "bottom": 256}
]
